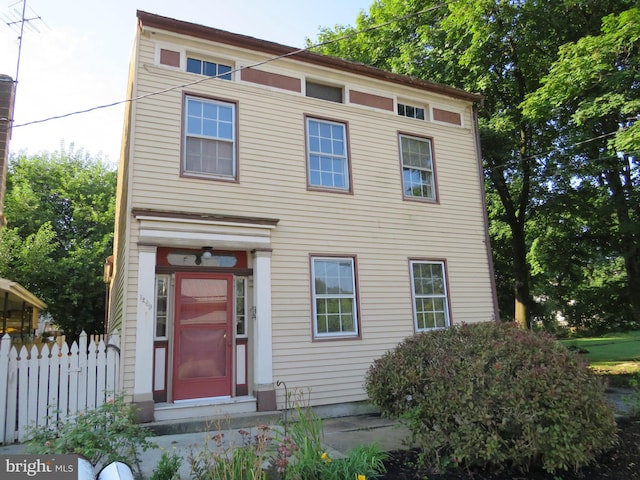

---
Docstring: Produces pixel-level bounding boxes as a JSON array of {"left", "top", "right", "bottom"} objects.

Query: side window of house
[
  {"left": 235, "top": 277, "right": 247, "bottom": 337},
  {"left": 311, "top": 256, "right": 359, "bottom": 338},
  {"left": 410, "top": 260, "right": 450, "bottom": 331},
  {"left": 183, "top": 96, "right": 236, "bottom": 180},
  {"left": 400, "top": 134, "right": 436, "bottom": 200},
  {"left": 186, "top": 57, "right": 232, "bottom": 80},
  {"left": 155, "top": 275, "right": 170, "bottom": 339},
  {"left": 306, "top": 117, "right": 350, "bottom": 192}
]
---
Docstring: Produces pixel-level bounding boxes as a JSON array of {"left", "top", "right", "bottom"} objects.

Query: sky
[{"left": 0, "top": 0, "right": 370, "bottom": 165}]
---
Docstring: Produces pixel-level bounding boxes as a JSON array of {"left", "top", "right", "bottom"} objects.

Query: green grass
[{"left": 560, "top": 331, "right": 640, "bottom": 381}]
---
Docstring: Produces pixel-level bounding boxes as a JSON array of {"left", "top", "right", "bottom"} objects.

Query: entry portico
[{"left": 130, "top": 209, "right": 278, "bottom": 420}]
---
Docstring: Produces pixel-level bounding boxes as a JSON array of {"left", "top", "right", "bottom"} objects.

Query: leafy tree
[
  {"left": 0, "top": 147, "right": 116, "bottom": 336},
  {"left": 522, "top": 7, "right": 640, "bottom": 328},
  {"left": 311, "top": 0, "right": 634, "bottom": 327}
]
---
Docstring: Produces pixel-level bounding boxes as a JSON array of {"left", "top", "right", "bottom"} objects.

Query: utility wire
[{"left": 12, "top": 1, "right": 455, "bottom": 129}]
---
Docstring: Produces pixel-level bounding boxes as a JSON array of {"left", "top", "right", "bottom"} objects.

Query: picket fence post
[{"left": 0, "top": 334, "right": 11, "bottom": 444}]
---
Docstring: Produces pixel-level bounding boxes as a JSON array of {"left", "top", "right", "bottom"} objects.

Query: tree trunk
[{"left": 512, "top": 220, "right": 530, "bottom": 329}]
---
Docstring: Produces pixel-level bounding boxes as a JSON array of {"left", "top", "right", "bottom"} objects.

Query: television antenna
[{"left": 1, "top": 0, "right": 46, "bottom": 133}]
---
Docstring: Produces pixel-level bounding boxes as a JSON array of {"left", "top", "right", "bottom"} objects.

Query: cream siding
[{"left": 115, "top": 19, "right": 496, "bottom": 410}]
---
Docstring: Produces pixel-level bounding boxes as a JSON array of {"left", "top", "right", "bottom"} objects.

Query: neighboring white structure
[{"left": 107, "top": 10, "right": 498, "bottom": 422}]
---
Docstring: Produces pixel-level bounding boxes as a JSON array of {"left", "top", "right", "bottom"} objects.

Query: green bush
[
  {"left": 26, "top": 395, "right": 155, "bottom": 477},
  {"left": 365, "top": 321, "right": 617, "bottom": 474}
]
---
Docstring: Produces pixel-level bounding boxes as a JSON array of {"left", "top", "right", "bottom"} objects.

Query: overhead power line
[{"left": 10, "top": 1, "right": 454, "bottom": 129}]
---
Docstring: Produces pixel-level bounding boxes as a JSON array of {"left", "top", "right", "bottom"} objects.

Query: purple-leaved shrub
[{"left": 365, "top": 321, "right": 617, "bottom": 473}]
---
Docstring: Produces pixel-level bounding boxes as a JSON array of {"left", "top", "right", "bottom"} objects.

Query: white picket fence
[{"left": 0, "top": 330, "right": 120, "bottom": 444}]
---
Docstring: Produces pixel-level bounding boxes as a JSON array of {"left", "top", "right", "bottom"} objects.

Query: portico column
[
  {"left": 133, "top": 244, "right": 156, "bottom": 421},
  {"left": 252, "top": 248, "right": 276, "bottom": 411}
]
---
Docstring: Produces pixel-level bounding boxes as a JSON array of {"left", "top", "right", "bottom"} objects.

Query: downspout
[{"left": 472, "top": 102, "right": 500, "bottom": 321}]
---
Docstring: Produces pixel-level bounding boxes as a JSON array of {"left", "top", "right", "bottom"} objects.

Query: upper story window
[
  {"left": 186, "top": 57, "right": 232, "bottom": 80},
  {"left": 183, "top": 95, "right": 237, "bottom": 180},
  {"left": 306, "top": 117, "right": 350, "bottom": 192},
  {"left": 306, "top": 81, "right": 343, "bottom": 103},
  {"left": 410, "top": 260, "right": 450, "bottom": 331},
  {"left": 400, "top": 134, "right": 436, "bottom": 200},
  {"left": 311, "top": 256, "right": 359, "bottom": 338},
  {"left": 398, "top": 102, "right": 425, "bottom": 120}
]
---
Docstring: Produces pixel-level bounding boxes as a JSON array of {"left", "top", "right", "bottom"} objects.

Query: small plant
[
  {"left": 150, "top": 450, "right": 183, "bottom": 480},
  {"left": 25, "top": 395, "right": 155, "bottom": 477},
  {"left": 188, "top": 425, "right": 273, "bottom": 480},
  {"left": 273, "top": 389, "right": 387, "bottom": 480},
  {"left": 365, "top": 321, "right": 618, "bottom": 474}
]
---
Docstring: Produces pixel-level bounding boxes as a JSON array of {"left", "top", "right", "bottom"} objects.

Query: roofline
[
  {"left": 0, "top": 278, "right": 47, "bottom": 310},
  {"left": 136, "top": 10, "right": 483, "bottom": 104}
]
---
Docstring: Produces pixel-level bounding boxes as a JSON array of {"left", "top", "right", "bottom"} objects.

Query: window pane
[
  {"left": 202, "top": 119, "right": 218, "bottom": 137},
  {"left": 218, "top": 122, "right": 232, "bottom": 139},
  {"left": 219, "top": 64, "right": 232, "bottom": 80},
  {"left": 219, "top": 106, "right": 233, "bottom": 122},
  {"left": 186, "top": 58, "right": 201, "bottom": 74},
  {"left": 204, "top": 61, "right": 217, "bottom": 77}
]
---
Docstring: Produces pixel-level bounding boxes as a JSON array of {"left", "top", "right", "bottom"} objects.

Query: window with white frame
[
  {"left": 397, "top": 102, "right": 426, "bottom": 120},
  {"left": 311, "top": 257, "right": 358, "bottom": 337},
  {"left": 184, "top": 96, "right": 236, "bottom": 179},
  {"left": 186, "top": 57, "right": 232, "bottom": 80},
  {"left": 410, "top": 260, "right": 450, "bottom": 331},
  {"left": 400, "top": 134, "right": 436, "bottom": 200},
  {"left": 306, "top": 118, "right": 350, "bottom": 191},
  {"left": 155, "top": 275, "right": 170, "bottom": 339}
]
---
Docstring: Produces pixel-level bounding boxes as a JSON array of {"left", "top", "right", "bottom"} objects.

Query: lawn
[{"left": 561, "top": 330, "right": 640, "bottom": 381}]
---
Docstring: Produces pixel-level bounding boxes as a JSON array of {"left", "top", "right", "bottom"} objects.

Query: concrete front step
[{"left": 145, "top": 409, "right": 283, "bottom": 436}]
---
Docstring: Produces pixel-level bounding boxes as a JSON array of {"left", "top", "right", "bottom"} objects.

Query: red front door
[{"left": 172, "top": 272, "right": 233, "bottom": 400}]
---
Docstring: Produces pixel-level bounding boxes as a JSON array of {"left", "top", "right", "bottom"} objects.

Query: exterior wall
[{"left": 115, "top": 17, "right": 496, "bottom": 410}]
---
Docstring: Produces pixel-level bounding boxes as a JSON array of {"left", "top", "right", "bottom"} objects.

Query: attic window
[
  {"left": 186, "top": 57, "right": 232, "bottom": 80},
  {"left": 398, "top": 103, "right": 426, "bottom": 120},
  {"left": 306, "top": 81, "right": 343, "bottom": 103}
]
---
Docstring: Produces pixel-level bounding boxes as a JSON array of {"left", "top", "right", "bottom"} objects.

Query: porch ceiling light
[{"left": 201, "top": 247, "right": 213, "bottom": 260}]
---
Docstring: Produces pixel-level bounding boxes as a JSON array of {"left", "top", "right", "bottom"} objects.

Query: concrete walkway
[{"left": 0, "top": 389, "right": 634, "bottom": 479}]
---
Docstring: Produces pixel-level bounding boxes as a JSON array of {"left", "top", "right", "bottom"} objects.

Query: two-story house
[{"left": 107, "top": 10, "right": 498, "bottom": 422}]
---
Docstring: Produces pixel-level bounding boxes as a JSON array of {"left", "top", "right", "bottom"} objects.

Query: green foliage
[
  {"left": 188, "top": 426, "right": 272, "bottom": 480},
  {"left": 312, "top": 0, "right": 638, "bottom": 331},
  {"left": 25, "top": 395, "right": 155, "bottom": 477},
  {"left": 150, "top": 451, "right": 182, "bottom": 480},
  {"left": 273, "top": 390, "right": 387, "bottom": 480},
  {"left": 365, "top": 322, "right": 617, "bottom": 474},
  {"left": 1, "top": 148, "right": 116, "bottom": 335}
]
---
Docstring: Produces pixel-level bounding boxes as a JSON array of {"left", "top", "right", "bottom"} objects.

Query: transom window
[
  {"left": 398, "top": 103, "right": 425, "bottom": 120},
  {"left": 183, "top": 96, "right": 236, "bottom": 179},
  {"left": 186, "top": 57, "right": 232, "bottom": 80},
  {"left": 312, "top": 257, "right": 358, "bottom": 338},
  {"left": 306, "top": 81, "right": 343, "bottom": 103},
  {"left": 400, "top": 134, "right": 436, "bottom": 200},
  {"left": 306, "top": 118, "right": 350, "bottom": 191},
  {"left": 410, "top": 261, "right": 450, "bottom": 331}
]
